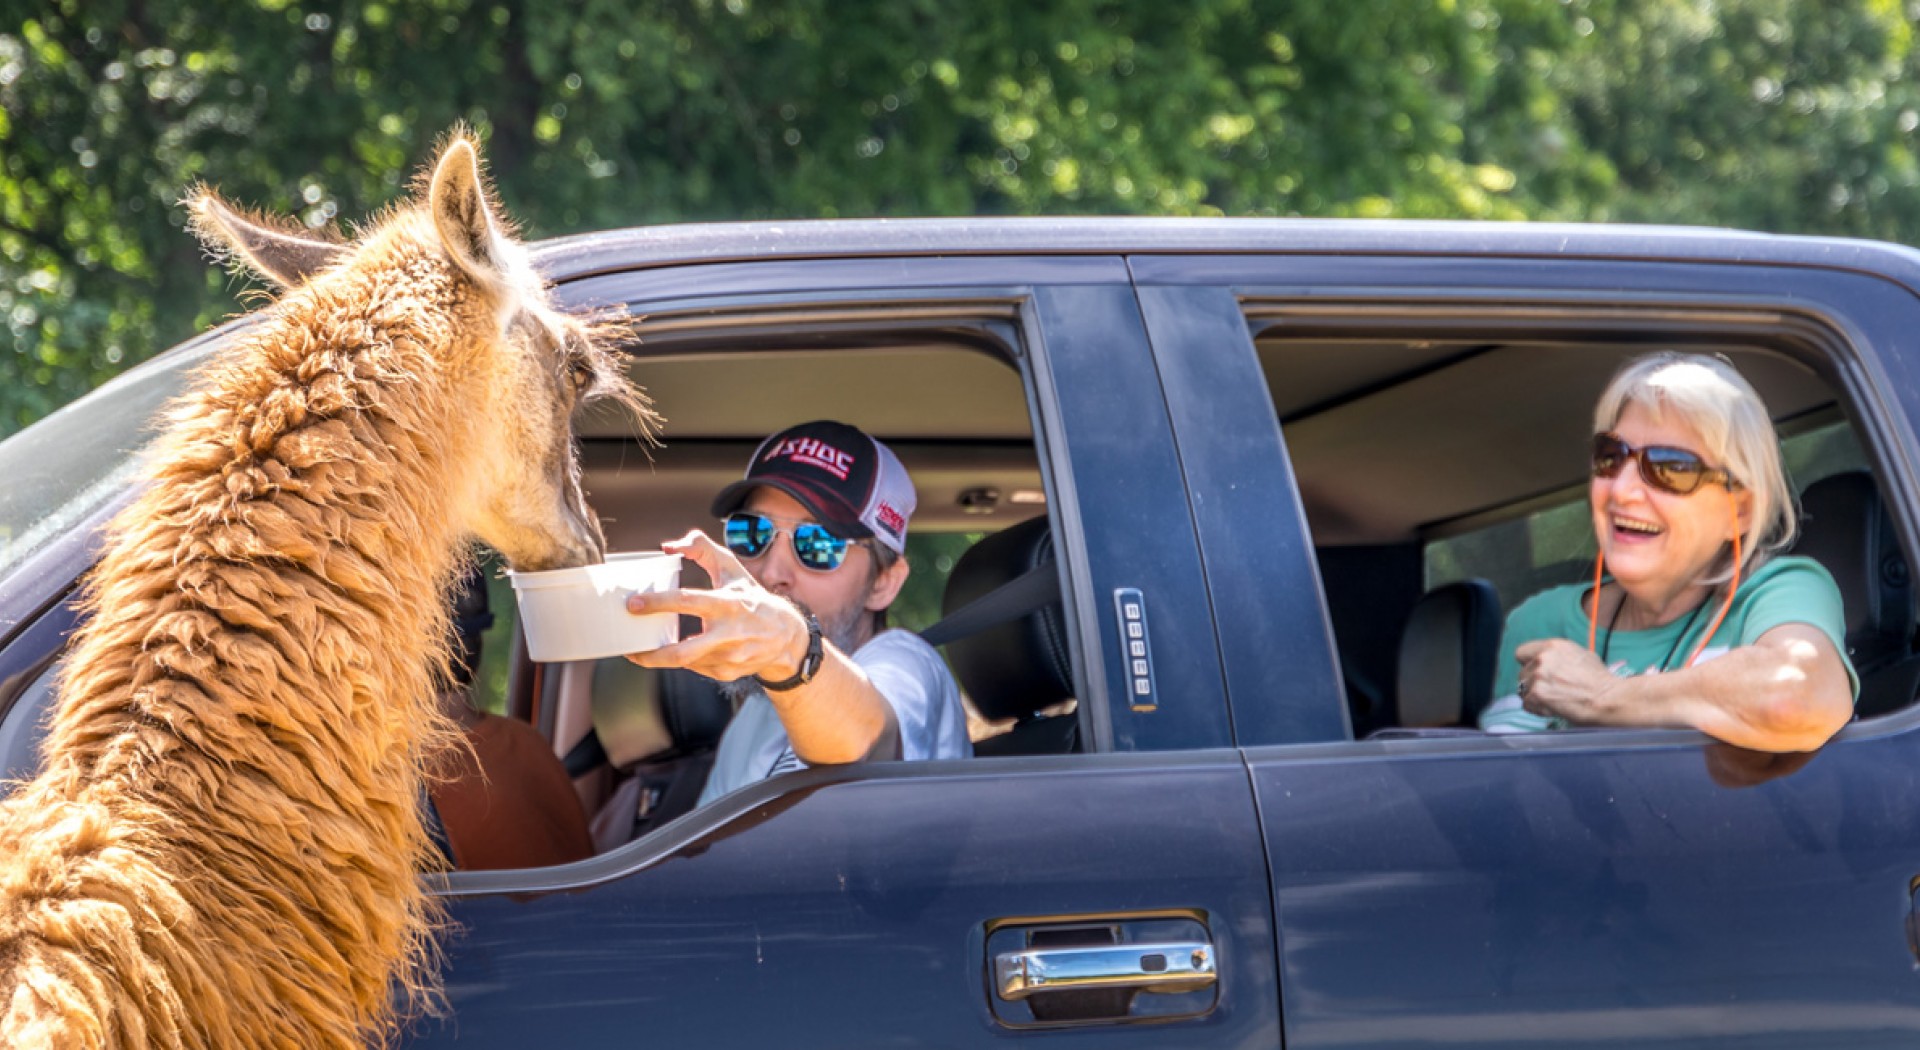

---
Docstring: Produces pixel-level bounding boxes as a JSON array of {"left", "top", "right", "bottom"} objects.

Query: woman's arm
[{"left": 1517, "top": 624, "right": 1854, "bottom": 752}]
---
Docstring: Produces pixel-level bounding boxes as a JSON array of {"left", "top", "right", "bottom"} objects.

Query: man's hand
[
  {"left": 1514, "top": 638, "right": 1622, "bottom": 723},
  {"left": 624, "top": 530, "right": 809, "bottom": 683}
]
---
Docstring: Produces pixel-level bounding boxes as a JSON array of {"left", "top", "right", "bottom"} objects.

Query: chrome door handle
[{"left": 994, "top": 941, "right": 1216, "bottom": 1000}]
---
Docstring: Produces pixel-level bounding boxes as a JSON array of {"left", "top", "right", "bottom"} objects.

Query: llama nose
[
  {"left": 559, "top": 528, "right": 605, "bottom": 568},
  {"left": 525, "top": 518, "right": 604, "bottom": 571},
  {"left": 564, "top": 489, "right": 608, "bottom": 563},
  {"left": 572, "top": 514, "right": 606, "bottom": 562}
]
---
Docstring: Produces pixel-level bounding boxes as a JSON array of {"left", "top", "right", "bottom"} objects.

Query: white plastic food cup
[{"left": 507, "top": 551, "right": 683, "bottom": 662}]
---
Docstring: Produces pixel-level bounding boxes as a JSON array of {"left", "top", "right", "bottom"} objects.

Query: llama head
[{"left": 187, "top": 132, "right": 651, "bottom": 572}]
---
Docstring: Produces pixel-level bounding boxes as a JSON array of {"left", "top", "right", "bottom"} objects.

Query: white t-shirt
[{"left": 698, "top": 628, "right": 972, "bottom": 805}]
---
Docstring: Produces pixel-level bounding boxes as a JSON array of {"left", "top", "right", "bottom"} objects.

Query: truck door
[
  {"left": 398, "top": 254, "right": 1282, "bottom": 1047},
  {"left": 1138, "top": 247, "right": 1920, "bottom": 1049}
]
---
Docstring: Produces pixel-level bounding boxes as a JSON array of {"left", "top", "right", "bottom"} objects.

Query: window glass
[
  {"left": 892, "top": 531, "right": 986, "bottom": 633},
  {"left": 0, "top": 340, "right": 216, "bottom": 576},
  {"left": 1424, "top": 499, "right": 1592, "bottom": 607},
  {"left": 469, "top": 550, "right": 520, "bottom": 717},
  {"left": 1780, "top": 418, "right": 1868, "bottom": 492},
  {"left": 0, "top": 662, "right": 56, "bottom": 790}
]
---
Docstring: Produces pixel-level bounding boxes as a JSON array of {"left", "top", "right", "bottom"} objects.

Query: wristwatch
[{"left": 757, "top": 610, "right": 823, "bottom": 692}]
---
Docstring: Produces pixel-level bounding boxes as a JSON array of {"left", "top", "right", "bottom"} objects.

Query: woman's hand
[
  {"left": 623, "top": 530, "right": 809, "bottom": 683},
  {"left": 1514, "top": 638, "right": 1622, "bottom": 723}
]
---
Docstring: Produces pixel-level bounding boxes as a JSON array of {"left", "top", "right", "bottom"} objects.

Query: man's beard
[
  {"left": 717, "top": 596, "right": 870, "bottom": 708},
  {"left": 815, "top": 596, "right": 869, "bottom": 655}
]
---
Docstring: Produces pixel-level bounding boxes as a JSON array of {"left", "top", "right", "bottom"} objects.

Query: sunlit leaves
[{"left": 7, "top": 0, "right": 1920, "bottom": 435}]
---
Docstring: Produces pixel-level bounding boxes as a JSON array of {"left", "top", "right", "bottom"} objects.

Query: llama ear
[
  {"left": 188, "top": 192, "right": 346, "bottom": 288},
  {"left": 428, "top": 138, "right": 508, "bottom": 286}
]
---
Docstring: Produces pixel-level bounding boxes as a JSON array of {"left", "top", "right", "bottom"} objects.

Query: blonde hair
[{"left": 1592, "top": 352, "right": 1796, "bottom": 580}]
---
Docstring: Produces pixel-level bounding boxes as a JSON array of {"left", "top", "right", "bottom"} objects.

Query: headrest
[
  {"left": 941, "top": 516, "right": 1073, "bottom": 723},
  {"left": 446, "top": 564, "right": 494, "bottom": 688},
  {"left": 1793, "top": 471, "right": 1911, "bottom": 649},
  {"left": 660, "top": 668, "right": 731, "bottom": 753},
  {"left": 1395, "top": 579, "right": 1501, "bottom": 728},
  {"left": 589, "top": 661, "right": 731, "bottom": 768},
  {"left": 450, "top": 563, "right": 494, "bottom": 635}
]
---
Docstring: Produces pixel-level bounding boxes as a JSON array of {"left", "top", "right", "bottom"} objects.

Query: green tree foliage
[{"left": 6, "top": 0, "right": 1920, "bottom": 435}]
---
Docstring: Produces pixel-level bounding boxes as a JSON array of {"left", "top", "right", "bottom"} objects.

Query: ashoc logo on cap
[
  {"left": 716, "top": 420, "right": 916, "bottom": 555},
  {"left": 763, "top": 436, "right": 856, "bottom": 481}
]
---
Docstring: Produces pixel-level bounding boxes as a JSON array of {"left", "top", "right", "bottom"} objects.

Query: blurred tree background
[{"left": 5, "top": 0, "right": 1920, "bottom": 437}]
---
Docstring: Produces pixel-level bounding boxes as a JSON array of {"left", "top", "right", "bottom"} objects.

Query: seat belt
[
  {"left": 920, "top": 560, "right": 1060, "bottom": 647},
  {"left": 561, "top": 726, "right": 609, "bottom": 778}
]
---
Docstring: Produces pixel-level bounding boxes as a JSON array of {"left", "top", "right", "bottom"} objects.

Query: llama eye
[{"left": 567, "top": 356, "right": 596, "bottom": 397}]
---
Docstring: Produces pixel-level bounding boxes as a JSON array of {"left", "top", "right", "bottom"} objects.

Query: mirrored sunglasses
[{"left": 723, "top": 511, "right": 866, "bottom": 572}]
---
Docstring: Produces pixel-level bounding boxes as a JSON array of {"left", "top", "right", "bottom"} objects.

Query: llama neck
[
  {"left": 14, "top": 275, "right": 481, "bottom": 1044},
  {"left": 61, "top": 266, "right": 480, "bottom": 760}
]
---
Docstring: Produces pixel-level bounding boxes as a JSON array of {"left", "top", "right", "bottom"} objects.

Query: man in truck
[{"left": 624, "top": 420, "right": 972, "bottom": 803}]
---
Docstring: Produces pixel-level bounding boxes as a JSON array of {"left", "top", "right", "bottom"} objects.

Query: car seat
[
  {"left": 1792, "top": 471, "right": 1920, "bottom": 717},
  {"left": 582, "top": 659, "right": 732, "bottom": 849},
  {"left": 937, "top": 515, "right": 1078, "bottom": 756},
  {"left": 1392, "top": 578, "right": 1503, "bottom": 728}
]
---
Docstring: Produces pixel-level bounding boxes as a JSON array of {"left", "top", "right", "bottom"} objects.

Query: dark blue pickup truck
[{"left": 6, "top": 219, "right": 1920, "bottom": 1046}]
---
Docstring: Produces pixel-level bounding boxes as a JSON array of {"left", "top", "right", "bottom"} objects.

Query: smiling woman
[{"left": 1479, "top": 352, "right": 1858, "bottom": 752}]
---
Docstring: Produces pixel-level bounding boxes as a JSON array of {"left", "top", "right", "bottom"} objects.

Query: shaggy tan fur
[{"left": 0, "top": 133, "right": 645, "bottom": 1049}]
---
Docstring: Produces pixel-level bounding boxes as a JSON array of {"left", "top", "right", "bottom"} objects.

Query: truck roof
[{"left": 530, "top": 216, "right": 1920, "bottom": 290}]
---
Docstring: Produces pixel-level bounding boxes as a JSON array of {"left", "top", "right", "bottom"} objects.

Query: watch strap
[{"left": 757, "top": 611, "right": 823, "bottom": 691}]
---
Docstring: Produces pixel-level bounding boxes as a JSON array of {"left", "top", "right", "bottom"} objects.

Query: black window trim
[
  {"left": 1234, "top": 287, "right": 1920, "bottom": 752},
  {"left": 445, "top": 280, "right": 1133, "bottom": 894}
]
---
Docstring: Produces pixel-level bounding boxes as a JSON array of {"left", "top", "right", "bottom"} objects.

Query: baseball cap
[{"left": 711, "top": 420, "right": 917, "bottom": 554}]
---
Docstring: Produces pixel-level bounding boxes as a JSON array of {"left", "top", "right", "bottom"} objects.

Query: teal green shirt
[{"left": 1479, "top": 555, "right": 1858, "bottom": 734}]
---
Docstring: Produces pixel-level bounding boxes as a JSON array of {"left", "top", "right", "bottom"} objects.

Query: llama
[{"left": 0, "top": 133, "right": 647, "bottom": 1048}]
